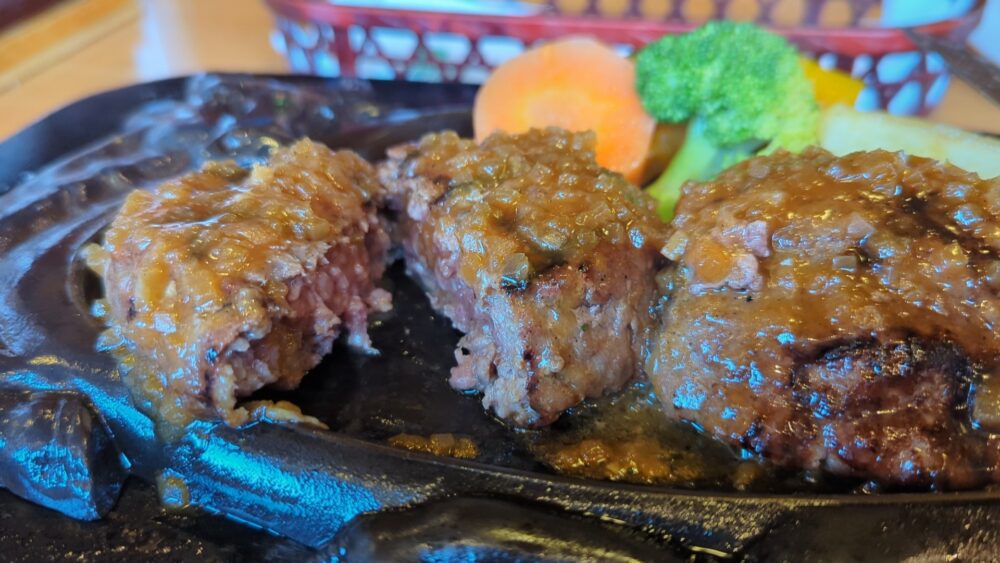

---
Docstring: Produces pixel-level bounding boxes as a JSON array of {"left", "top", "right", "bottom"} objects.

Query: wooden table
[{"left": 1, "top": 0, "right": 999, "bottom": 142}]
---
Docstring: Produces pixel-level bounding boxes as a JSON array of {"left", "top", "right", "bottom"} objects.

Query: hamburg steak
[
  {"left": 379, "top": 128, "right": 668, "bottom": 427},
  {"left": 648, "top": 147, "right": 1000, "bottom": 488},
  {"left": 86, "top": 140, "right": 391, "bottom": 428}
]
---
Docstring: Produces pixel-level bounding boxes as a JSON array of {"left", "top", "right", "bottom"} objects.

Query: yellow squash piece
[{"left": 800, "top": 57, "right": 864, "bottom": 108}]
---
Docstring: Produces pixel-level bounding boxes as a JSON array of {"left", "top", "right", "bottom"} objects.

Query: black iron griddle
[{"left": 1, "top": 74, "right": 999, "bottom": 562}]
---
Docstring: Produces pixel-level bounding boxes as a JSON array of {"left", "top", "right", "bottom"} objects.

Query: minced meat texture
[
  {"left": 379, "top": 128, "right": 669, "bottom": 427},
  {"left": 648, "top": 147, "right": 1000, "bottom": 488},
  {"left": 85, "top": 139, "right": 391, "bottom": 429}
]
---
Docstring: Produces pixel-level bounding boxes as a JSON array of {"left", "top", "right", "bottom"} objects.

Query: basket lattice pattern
[{"left": 268, "top": 0, "right": 982, "bottom": 115}]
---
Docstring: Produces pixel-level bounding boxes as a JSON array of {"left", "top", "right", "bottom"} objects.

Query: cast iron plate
[{"left": 1, "top": 74, "right": 1000, "bottom": 561}]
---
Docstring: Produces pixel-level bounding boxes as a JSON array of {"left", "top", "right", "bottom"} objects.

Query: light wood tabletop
[{"left": 1, "top": 0, "right": 999, "bottom": 142}]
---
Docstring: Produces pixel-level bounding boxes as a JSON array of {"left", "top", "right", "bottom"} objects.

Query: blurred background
[{"left": 0, "top": 0, "right": 997, "bottom": 140}]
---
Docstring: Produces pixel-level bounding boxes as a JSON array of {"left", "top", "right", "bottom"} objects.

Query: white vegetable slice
[{"left": 820, "top": 105, "right": 1000, "bottom": 179}]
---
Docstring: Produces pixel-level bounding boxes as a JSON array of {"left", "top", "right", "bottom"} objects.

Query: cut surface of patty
[
  {"left": 648, "top": 147, "right": 1000, "bottom": 488},
  {"left": 378, "top": 128, "right": 669, "bottom": 427},
  {"left": 85, "top": 139, "right": 391, "bottom": 428}
]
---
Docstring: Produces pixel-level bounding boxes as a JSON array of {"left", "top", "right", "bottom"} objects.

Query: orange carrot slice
[{"left": 473, "top": 37, "right": 656, "bottom": 185}]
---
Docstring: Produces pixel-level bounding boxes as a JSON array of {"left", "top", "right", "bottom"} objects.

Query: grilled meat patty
[
  {"left": 85, "top": 140, "right": 391, "bottom": 428},
  {"left": 379, "top": 129, "right": 669, "bottom": 427},
  {"left": 648, "top": 147, "right": 1000, "bottom": 488}
]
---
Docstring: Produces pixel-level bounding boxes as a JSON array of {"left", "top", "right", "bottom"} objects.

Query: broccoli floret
[{"left": 636, "top": 21, "right": 819, "bottom": 219}]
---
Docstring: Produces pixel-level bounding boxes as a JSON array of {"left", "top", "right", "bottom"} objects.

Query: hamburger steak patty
[
  {"left": 379, "top": 129, "right": 669, "bottom": 427},
  {"left": 649, "top": 147, "right": 1000, "bottom": 488},
  {"left": 85, "top": 140, "right": 391, "bottom": 428}
]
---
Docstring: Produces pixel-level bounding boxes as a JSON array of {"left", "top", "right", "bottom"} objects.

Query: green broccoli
[{"left": 635, "top": 21, "right": 820, "bottom": 219}]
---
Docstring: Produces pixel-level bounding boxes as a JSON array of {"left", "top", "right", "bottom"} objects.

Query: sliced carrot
[{"left": 473, "top": 37, "right": 656, "bottom": 185}]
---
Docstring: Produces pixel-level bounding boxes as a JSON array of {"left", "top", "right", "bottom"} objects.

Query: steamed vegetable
[
  {"left": 635, "top": 21, "right": 820, "bottom": 218},
  {"left": 473, "top": 37, "right": 656, "bottom": 184},
  {"left": 799, "top": 58, "right": 864, "bottom": 108},
  {"left": 821, "top": 105, "right": 1000, "bottom": 179}
]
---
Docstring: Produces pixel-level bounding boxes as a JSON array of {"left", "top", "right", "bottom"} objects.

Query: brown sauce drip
[
  {"left": 387, "top": 433, "right": 480, "bottom": 460},
  {"left": 525, "top": 381, "right": 770, "bottom": 490}
]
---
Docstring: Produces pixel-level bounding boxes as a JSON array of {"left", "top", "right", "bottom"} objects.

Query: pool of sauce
[
  {"left": 387, "top": 433, "right": 480, "bottom": 460},
  {"left": 525, "top": 381, "right": 790, "bottom": 491}
]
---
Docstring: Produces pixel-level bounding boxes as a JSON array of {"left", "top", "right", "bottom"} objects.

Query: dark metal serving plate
[{"left": 1, "top": 74, "right": 1000, "bottom": 561}]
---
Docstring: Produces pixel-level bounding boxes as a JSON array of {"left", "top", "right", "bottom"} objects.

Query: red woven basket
[{"left": 263, "top": 0, "right": 985, "bottom": 115}]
